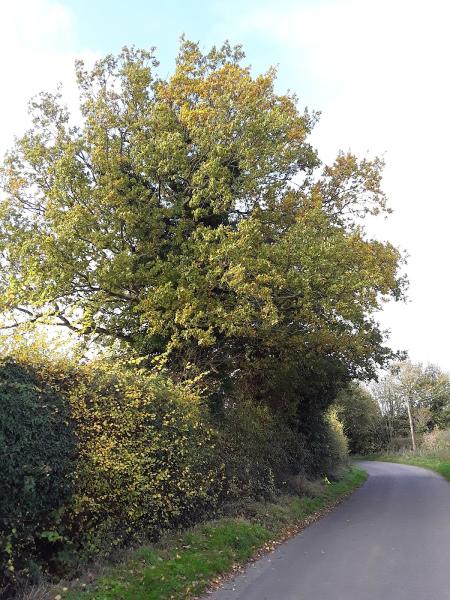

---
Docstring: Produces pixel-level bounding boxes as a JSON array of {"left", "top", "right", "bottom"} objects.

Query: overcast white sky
[{"left": 1, "top": 0, "right": 449, "bottom": 369}]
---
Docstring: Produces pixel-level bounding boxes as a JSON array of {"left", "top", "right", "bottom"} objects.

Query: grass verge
[
  {"left": 57, "top": 467, "right": 366, "bottom": 600},
  {"left": 359, "top": 454, "right": 450, "bottom": 482}
]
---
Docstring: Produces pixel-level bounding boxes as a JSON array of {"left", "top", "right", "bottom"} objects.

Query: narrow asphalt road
[{"left": 205, "top": 461, "right": 450, "bottom": 600}]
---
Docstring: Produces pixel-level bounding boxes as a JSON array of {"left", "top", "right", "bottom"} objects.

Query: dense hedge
[
  {"left": 65, "top": 364, "right": 221, "bottom": 556},
  {"left": 0, "top": 359, "right": 75, "bottom": 592},
  {"left": 0, "top": 352, "right": 348, "bottom": 594},
  {"left": 335, "top": 383, "right": 385, "bottom": 455},
  {"left": 218, "top": 400, "right": 307, "bottom": 500},
  {"left": 0, "top": 354, "right": 222, "bottom": 593}
]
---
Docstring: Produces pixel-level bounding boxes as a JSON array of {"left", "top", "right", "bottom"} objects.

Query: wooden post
[{"left": 406, "top": 397, "right": 416, "bottom": 452}]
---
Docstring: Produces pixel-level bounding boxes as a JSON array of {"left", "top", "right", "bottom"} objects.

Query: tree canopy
[{"left": 0, "top": 40, "right": 405, "bottom": 406}]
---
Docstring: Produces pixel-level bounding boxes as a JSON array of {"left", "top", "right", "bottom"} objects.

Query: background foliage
[
  {"left": 372, "top": 361, "right": 450, "bottom": 450},
  {"left": 335, "top": 382, "right": 385, "bottom": 454}
]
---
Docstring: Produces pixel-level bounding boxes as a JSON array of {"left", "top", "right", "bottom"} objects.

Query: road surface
[{"left": 205, "top": 461, "right": 450, "bottom": 600}]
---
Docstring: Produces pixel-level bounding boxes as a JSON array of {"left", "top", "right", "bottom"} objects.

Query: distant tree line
[{"left": 335, "top": 361, "right": 450, "bottom": 455}]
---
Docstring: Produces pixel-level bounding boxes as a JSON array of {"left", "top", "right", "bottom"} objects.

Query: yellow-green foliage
[
  {"left": 1, "top": 347, "right": 349, "bottom": 593},
  {"left": 67, "top": 362, "right": 222, "bottom": 554},
  {"left": 1, "top": 40, "right": 405, "bottom": 394},
  {"left": 0, "top": 351, "right": 223, "bottom": 588},
  {"left": 335, "top": 382, "right": 384, "bottom": 454},
  {"left": 324, "top": 407, "right": 349, "bottom": 473}
]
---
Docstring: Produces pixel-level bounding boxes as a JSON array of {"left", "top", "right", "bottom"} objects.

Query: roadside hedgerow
[
  {"left": 0, "top": 357, "right": 75, "bottom": 593},
  {"left": 65, "top": 361, "right": 223, "bottom": 558},
  {"left": 0, "top": 353, "right": 223, "bottom": 593}
]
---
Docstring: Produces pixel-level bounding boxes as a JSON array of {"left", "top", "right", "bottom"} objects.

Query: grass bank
[
  {"left": 359, "top": 454, "right": 450, "bottom": 482},
  {"left": 54, "top": 467, "right": 366, "bottom": 600}
]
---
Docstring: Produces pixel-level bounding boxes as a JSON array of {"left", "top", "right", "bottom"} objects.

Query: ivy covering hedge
[
  {"left": 0, "top": 351, "right": 348, "bottom": 594},
  {"left": 0, "top": 359, "right": 75, "bottom": 588}
]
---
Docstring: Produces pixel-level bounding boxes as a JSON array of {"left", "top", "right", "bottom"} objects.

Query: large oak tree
[{"left": 0, "top": 40, "right": 405, "bottom": 410}]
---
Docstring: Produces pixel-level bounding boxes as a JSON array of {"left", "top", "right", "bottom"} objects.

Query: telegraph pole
[{"left": 405, "top": 396, "right": 416, "bottom": 452}]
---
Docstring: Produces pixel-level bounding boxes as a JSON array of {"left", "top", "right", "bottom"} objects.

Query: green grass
[
  {"left": 359, "top": 454, "right": 450, "bottom": 482},
  {"left": 62, "top": 467, "right": 366, "bottom": 600}
]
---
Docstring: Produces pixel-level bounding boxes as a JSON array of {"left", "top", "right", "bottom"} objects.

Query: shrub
[
  {"left": 66, "top": 362, "right": 222, "bottom": 558},
  {"left": 293, "top": 403, "right": 349, "bottom": 478},
  {"left": 0, "top": 358, "right": 75, "bottom": 592},
  {"left": 0, "top": 353, "right": 222, "bottom": 593},
  {"left": 323, "top": 407, "right": 349, "bottom": 476},
  {"left": 0, "top": 348, "right": 352, "bottom": 594},
  {"left": 285, "top": 474, "right": 325, "bottom": 498},
  {"left": 386, "top": 435, "right": 413, "bottom": 452},
  {"left": 218, "top": 400, "right": 305, "bottom": 500},
  {"left": 335, "top": 383, "right": 384, "bottom": 454},
  {"left": 421, "top": 428, "right": 450, "bottom": 458}
]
